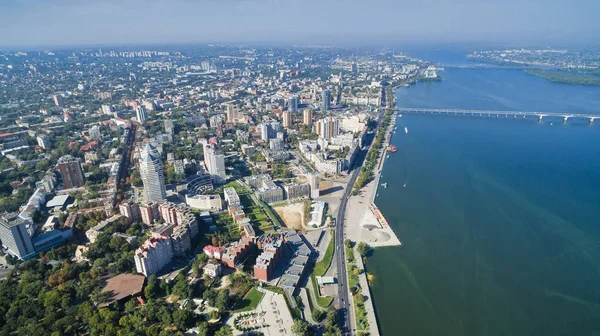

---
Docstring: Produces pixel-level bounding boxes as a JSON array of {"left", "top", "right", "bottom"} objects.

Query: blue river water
[{"left": 368, "top": 61, "right": 600, "bottom": 336}]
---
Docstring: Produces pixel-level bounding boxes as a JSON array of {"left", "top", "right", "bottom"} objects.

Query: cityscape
[
  {"left": 0, "top": 43, "right": 433, "bottom": 336},
  {"left": 1, "top": 1, "right": 600, "bottom": 336}
]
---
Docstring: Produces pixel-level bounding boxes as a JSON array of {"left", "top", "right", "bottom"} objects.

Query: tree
[
  {"left": 215, "top": 327, "right": 233, "bottom": 336},
  {"left": 215, "top": 289, "right": 229, "bottom": 311},
  {"left": 344, "top": 239, "right": 352, "bottom": 249},
  {"left": 196, "top": 321, "right": 210, "bottom": 336},
  {"left": 312, "top": 309, "right": 325, "bottom": 322},
  {"left": 357, "top": 242, "right": 370, "bottom": 258},
  {"left": 145, "top": 275, "right": 159, "bottom": 300},
  {"left": 173, "top": 309, "right": 194, "bottom": 330},
  {"left": 291, "top": 319, "right": 311, "bottom": 335}
]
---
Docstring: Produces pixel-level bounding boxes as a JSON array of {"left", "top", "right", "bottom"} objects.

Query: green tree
[
  {"left": 291, "top": 319, "right": 312, "bottom": 335},
  {"left": 214, "top": 327, "right": 233, "bottom": 336}
]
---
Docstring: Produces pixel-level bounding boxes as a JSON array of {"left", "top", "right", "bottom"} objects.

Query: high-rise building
[
  {"left": 164, "top": 119, "right": 174, "bottom": 135},
  {"left": 282, "top": 111, "right": 292, "bottom": 128},
  {"left": 303, "top": 109, "right": 312, "bottom": 125},
  {"left": 0, "top": 213, "right": 35, "bottom": 260},
  {"left": 288, "top": 95, "right": 298, "bottom": 112},
  {"left": 53, "top": 94, "right": 63, "bottom": 107},
  {"left": 203, "top": 143, "right": 226, "bottom": 185},
  {"left": 226, "top": 103, "right": 236, "bottom": 122},
  {"left": 307, "top": 172, "right": 320, "bottom": 199},
  {"left": 321, "top": 89, "right": 331, "bottom": 111},
  {"left": 57, "top": 155, "right": 85, "bottom": 189},
  {"left": 139, "top": 144, "right": 167, "bottom": 203},
  {"left": 260, "top": 123, "right": 271, "bottom": 142},
  {"left": 135, "top": 106, "right": 148, "bottom": 123},
  {"left": 89, "top": 126, "right": 102, "bottom": 140},
  {"left": 36, "top": 135, "right": 48, "bottom": 149},
  {"left": 316, "top": 117, "right": 339, "bottom": 140}
]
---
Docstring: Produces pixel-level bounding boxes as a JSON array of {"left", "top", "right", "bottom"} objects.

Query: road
[{"left": 334, "top": 111, "right": 381, "bottom": 335}]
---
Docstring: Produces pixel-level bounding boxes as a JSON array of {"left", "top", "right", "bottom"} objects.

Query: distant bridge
[{"left": 394, "top": 107, "right": 599, "bottom": 123}]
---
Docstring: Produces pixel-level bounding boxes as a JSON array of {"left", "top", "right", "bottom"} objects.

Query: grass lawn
[
  {"left": 314, "top": 231, "right": 335, "bottom": 276},
  {"left": 232, "top": 288, "right": 265, "bottom": 313},
  {"left": 308, "top": 231, "right": 335, "bottom": 308}
]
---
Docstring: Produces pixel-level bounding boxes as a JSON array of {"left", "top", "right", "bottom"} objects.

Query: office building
[
  {"left": 203, "top": 143, "right": 226, "bottom": 185},
  {"left": 260, "top": 123, "right": 271, "bottom": 142},
  {"left": 139, "top": 144, "right": 167, "bottom": 203},
  {"left": 57, "top": 155, "right": 86, "bottom": 189},
  {"left": 321, "top": 89, "right": 331, "bottom": 111},
  {"left": 134, "top": 233, "right": 173, "bottom": 277},
  {"left": 185, "top": 194, "right": 223, "bottom": 211},
  {"left": 288, "top": 95, "right": 298, "bottom": 112},
  {"left": 223, "top": 187, "right": 240, "bottom": 206},
  {"left": 135, "top": 106, "right": 148, "bottom": 123},
  {"left": 303, "top": 109, "right": 312, "bottom": 125},
  {"left": 0, "top": 213, "right": 35, "bottom": 260},
  {"left": 282, "top": 110, "right": 292, "bottom": 128}
]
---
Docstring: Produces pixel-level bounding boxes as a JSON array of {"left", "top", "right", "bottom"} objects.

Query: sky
[{"left": 0, "top": 0, "right": 599, "bottom": 48}]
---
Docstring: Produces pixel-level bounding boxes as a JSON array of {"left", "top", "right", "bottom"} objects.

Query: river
[{"left": 369, "top": 54, "right": 600, "bottom": 336}]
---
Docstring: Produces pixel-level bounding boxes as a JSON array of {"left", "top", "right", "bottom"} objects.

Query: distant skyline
[{"left": 1, "top": 0, "right": 600, "bottom": 49}]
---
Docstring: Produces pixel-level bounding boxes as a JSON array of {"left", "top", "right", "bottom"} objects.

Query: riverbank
[
  {"left": 525, "top": 69, "right": 600, "bottom": 86},
  {"left": 343, "top": 111, "right": 401, "bottom": 335}
]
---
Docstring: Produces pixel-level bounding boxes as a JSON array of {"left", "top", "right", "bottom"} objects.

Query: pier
[{"left": 395, "top": 107, "right": 599, "bottom": 123}]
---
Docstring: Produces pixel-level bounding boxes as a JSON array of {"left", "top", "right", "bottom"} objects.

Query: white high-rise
[
  {"left": 139, "top": 144, "right": 166, "bottom": 203},
  {"left": 203, "top": 143, "right": 226, "bottom": 185},
  {"left": 136, "top": 106, "right": 148, "bottom": 123}
]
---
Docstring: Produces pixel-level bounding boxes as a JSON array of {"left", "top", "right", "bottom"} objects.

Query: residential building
[
  {"left": 53, "top": 94, "right": 63, "bottom": 107},
  {"left": 164, "top": 119, "right": 174, "bottom": 135},
  {"left": 260, "top": 123, "right": 271, "bottom": 142},
  {"left": 203, "top": 245, "right": 224, "bottom": 259},
  {"left": 204, "top": 263, "right": 222, "bottom": 278},
  {"left": 139, "top": 144, "right": 167, "bottom": 203},
  {"left": 284, "top": 183, "right": 310, "bottom": 200},
  {"left": 269, "top": 138, "right": 284, "bottom": 151},
  {"left": 303, "top": 109, "right": 312, "bottom": 125},
  {"left": 119, "top": 201, "right": 141, "bottom": 223},
  {"left": 57, "top": 155, "right": 85, "bottom": 189},
  {"left": 135, "top": 106, "right": 148, "bottom": 123},
  {"left": 89, "top": 126, "right": 102, "bottom": 140},
  {"left": 282, "top": 110, "right": 292, "bottom": 128},
  {"left": 140, "top": 201, "right": 159, "bottom": 225},
  {"left": 36, "top": 135, "right": 48, "bottom": 149},
  {"left": 253, "top": 238, "right": 285, "bottom": 281},
  {"left": 134, "top": 233, "right": 173, "bottom": 277}
]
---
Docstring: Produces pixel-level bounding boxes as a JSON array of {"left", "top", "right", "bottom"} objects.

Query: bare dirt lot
[{"left": 274, "top": 202, "right": 305, "bottom": 230}]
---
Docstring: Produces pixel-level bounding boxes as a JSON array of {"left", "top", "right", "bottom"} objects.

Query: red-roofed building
[{"left": 203, "top": 245, "right": 224, "bottom": 260}]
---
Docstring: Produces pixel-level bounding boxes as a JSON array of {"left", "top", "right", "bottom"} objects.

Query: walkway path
[{"left": 355, "top": 250, "right": 380, "bottom": 336}]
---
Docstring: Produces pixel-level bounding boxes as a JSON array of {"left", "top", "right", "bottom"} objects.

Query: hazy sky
[{"left": 1, "top": 0, "right": 599, "bottom": 48}]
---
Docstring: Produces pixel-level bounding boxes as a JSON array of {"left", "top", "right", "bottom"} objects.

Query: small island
[{"left": 526, "top": 69, "right": 600, "bottom": 86}]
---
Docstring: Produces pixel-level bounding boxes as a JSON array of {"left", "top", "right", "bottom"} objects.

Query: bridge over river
[{"left": 395, "top": 107, "right": 599, "bottom": 123}]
